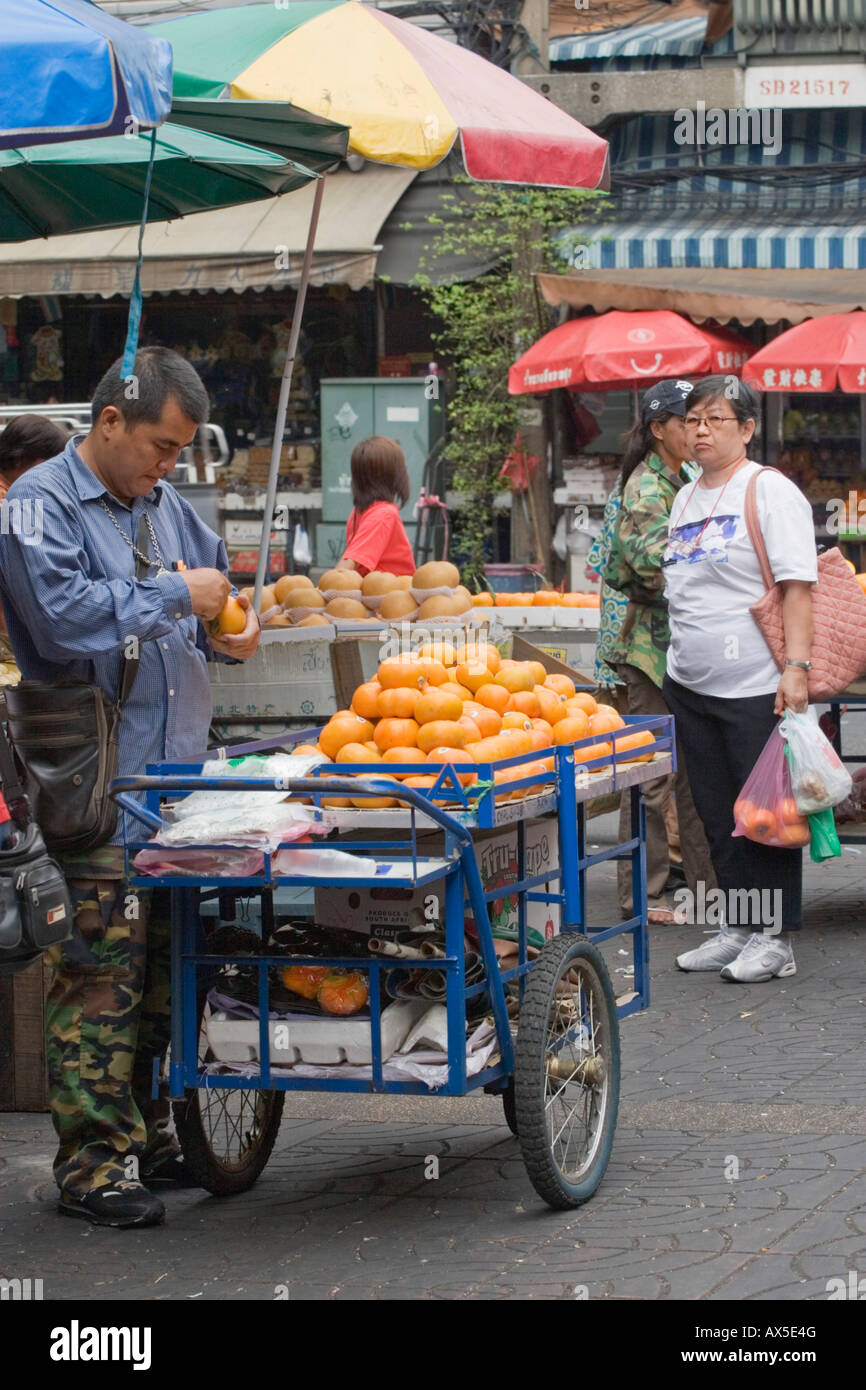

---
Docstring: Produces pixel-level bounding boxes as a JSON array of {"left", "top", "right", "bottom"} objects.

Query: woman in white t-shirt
[{"left": 661, "top": 376, "right": 817, "bottom": 983}]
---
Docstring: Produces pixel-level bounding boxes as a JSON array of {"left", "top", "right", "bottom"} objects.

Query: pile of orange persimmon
[
  {"left": 471, "top": 591, "right": 601, "bottom": 608},
  {"left": 293, "top": 641, "right": 655, "bottom": 810},
  {"left": 734, "top": 794, "right": 810, "bottom": 847}
]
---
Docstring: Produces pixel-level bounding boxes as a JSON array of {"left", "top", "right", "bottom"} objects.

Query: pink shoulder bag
[{"left": 744, "top": 467, "right": 866, "bottom": 701}]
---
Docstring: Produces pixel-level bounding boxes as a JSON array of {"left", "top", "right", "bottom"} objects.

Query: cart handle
[{"left": 109, "top": 774, "right": 478, "bottom": 849}]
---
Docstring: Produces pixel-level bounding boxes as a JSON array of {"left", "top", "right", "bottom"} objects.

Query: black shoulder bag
[
  {"left": 1, "top": 515, "right": 147, "bottom": 854},
  {"left": 0, "top": 722, "right": 72, "bottom": 975}
]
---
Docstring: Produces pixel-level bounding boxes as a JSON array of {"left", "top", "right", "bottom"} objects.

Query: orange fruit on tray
[
  {"left": 494, "top": 664, "right": 535, "bottom": 695},
  {"left": 471, "top": 641, "right": 501, "bottom": 675},
  {"left": 377, "top": 656, "right": 425, "bottom": 689},
  {"left": 594, "top": 704, "right": 626, "bottom": 726},
  {"left": 374, "top": 717, "right": 420, "bottom": 751},
  {"left": 415, "top": 688, "right": 463, "bottom": 725},
  {"left": 350, "top": 776, "right": 400, "bottom": 810},
  {"left": 336, "top": 742, "right": 381, "bottom": 764},
  {"left": 567, "top": 691, "right": 598, "bottom": 717},
  {"left": 544, "top": 674, "right": 576, "bottom": 699},
  {"left": 319, "top": 714, "right": 375, "bottom": 760},
  {"left": 418, "top": 658, "right": 449, "bottom": 687},
  {"left": 463, "top": 702, "right": 501, "bottom": 738},
  {"left": 470, "top": 735, "right": 511, "bottom": 764},
  {"left": 416, "top": 720, "right": 467, "bottom": 754},
  {"left": 457, "top": 715, "right": 483, "bottom": 744},
  {"left": 508, "top": 690, "right": 540, "bottom": 719},
  {"left": 553, "top": 711, "right": 591, "bottom": 744},
  {"left": 418, "top": 640, "right": 457, "bottom": 668},
  {"left": 531, "top": 717, "right": 554, "bottom": 739},
  {"left": 441, "top": 681, "right": 472, "bottom": 702},
  {"left": 376, "top": 686, "right": 420, "bottom": 719},
  {"left": 498, "top": 728, "right": 533, "bottom": 755},
  {"left": 615, "top": 730, "right": 655, "bottom": 762},
  {"left": 455, "top": 661, "right": 493, "bottom": 693},
  {"left": 525, "top": 661, "right": 547, "bottom": 686},
  {"left": 351, "top": 680, "right": 382, "bottom": 720},
  {"left": 534, "top": 686, "right": 566, "bottom": 725},
  {"left": 471, "top": 592, "right": 494, "bottom": 607},
  {"left": 582, "top": 740, "right": 612, "bottom": 767},
  {"left": 532, "top": 591, "right": 558, "bottom": 606},
  {"left": 502, "top": 711, "right": 532, "bottom": 731},
  {"left": 589, "top": 711, "right": 625, "bottom": 737},
  {"left": 475, "top": 682, "right": 510, "bottom": 715},
  {"left": 381, "top": 746, "right": 428, "bottom": 773},
  {"left": 424, "top": 747, "right": 477, "bottom": 786},
  {"left": 291, "top": 743, "right": 321, "bottom": 756}
]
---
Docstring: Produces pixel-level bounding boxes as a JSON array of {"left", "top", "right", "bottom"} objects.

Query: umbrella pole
[{"left": 253, "top": 173, "right": 327, "bottom": 611}]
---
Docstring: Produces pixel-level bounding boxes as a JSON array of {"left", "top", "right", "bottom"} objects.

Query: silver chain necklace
[{"left": 99, "top": 498, "right": 168, "bottom": 576}]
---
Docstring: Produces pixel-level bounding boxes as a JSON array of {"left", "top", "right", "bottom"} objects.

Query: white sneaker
[
  {"left": 676, "top": 928, "right": 750, "bottom": 972},
  {"left": 719, "top": 932, "right": 797, "bottom": 983}
]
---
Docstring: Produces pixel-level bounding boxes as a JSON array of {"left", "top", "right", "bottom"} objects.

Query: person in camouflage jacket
[{"left": 603, "top": 380, "right": 716, "bottom": 922}]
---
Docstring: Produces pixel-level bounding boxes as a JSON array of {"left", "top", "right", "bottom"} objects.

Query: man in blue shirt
[{"left": 0, "top": 348, "right": 260, "bottom": 1227}]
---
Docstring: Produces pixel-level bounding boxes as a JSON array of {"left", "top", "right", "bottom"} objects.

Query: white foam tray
[{"left": 205, "top": 997, "right": 426, "bottom": 1065}]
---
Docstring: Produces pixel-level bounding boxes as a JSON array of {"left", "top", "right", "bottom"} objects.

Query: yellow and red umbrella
[{"left": 151, "top": 0, "right": 608, "bottom": 188}]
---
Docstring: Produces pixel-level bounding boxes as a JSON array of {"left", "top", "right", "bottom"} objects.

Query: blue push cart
[{"left": 111, "top": 714, "right": 674, "bottom": 1210}]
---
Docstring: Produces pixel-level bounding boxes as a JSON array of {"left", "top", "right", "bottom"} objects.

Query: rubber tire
[
  {"left": 172, "top": 998, "right": 285, "bottom": 1197},
  {"left": 501, "top": 1079, "right": 518, "bottom": 1136},
  {"left": 514, "top": 933, "right": 620, "bottom": 1211}
]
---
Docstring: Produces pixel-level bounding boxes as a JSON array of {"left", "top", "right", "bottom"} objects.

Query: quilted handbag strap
[{"left": 743, "top": 466, "right": 783, "bottom": 594}]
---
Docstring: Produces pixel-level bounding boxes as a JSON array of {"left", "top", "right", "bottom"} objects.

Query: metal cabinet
[{"left": 319, "top": 378, "right": 444, "bottom": 534}]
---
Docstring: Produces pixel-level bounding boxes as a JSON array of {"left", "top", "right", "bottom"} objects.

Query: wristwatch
[{"left": 785, "top": 659, "right": 812, "bottom": 672}]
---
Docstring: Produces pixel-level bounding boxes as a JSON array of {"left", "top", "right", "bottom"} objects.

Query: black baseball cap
[{"left": 641, "top": 379, "right": 693, "bottom": 424}]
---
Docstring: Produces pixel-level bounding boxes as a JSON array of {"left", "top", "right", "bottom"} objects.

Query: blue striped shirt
[{"left": 0, "top": 436, "right": 231, "bottom": 845}]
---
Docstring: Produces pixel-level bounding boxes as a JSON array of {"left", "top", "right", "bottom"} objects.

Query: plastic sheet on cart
[
  {"left": 155, "top": 753, "right": 324, "bottom": 849},
  {"left": 134, "top": 846, "right": 266, "bottom": 877}
]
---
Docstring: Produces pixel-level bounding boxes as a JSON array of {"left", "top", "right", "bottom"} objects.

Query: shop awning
[
  {"left": 550, "top": 16, "right": 708, "bottom": 61},
  {"left": 572, "top": 213, "right": 866, "bottom": 272},
  {"left": 0, "top": 164, "right": 416, "bottom": 298},
  {"left": 537, "top": 269, "right": 866, "bottom": 327}
]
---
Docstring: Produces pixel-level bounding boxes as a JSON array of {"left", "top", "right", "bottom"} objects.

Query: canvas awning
[
  {"left": 0, "top": 164, "right": 416, "bottom": 298},
  {"left": 537, "top": 269, "right": 866, "bottom": 327}
]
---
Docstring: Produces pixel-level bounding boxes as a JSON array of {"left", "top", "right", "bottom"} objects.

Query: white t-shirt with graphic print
[{"left": 663, "top": 461, "right": 818, "bottom": 698}]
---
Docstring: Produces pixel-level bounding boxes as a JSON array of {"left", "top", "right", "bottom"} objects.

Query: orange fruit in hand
[{"left": 210, "top": 595, "right": 247, "bottom": 636}]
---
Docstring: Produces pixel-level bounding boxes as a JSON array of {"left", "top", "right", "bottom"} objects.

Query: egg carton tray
[{"left": 205, "top": 997, "right": 426, "bottom": 1065}]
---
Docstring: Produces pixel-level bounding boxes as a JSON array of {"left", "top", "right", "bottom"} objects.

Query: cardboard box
[{"left": 314, "top": 820, "right": 560, "bottom": 948}]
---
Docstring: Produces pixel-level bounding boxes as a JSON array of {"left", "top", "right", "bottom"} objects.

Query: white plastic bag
[
  {"left": 780, "top": 708, "right": 852, "bottom": 814},
  {"left": 293, "top": 522, "right": 312, "bottom": 567}
]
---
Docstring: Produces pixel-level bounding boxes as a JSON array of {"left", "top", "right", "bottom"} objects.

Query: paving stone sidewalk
[{"left": 1, "top": 842, "right": 864, "bottom": 1301}]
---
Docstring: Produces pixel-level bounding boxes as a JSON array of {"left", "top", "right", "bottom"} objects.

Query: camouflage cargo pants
[{"left": 45, "top": 845, "right": 178, "bottom": 1198}]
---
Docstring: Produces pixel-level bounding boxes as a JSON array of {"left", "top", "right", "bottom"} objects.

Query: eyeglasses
[{"left": 684, "top": 414, "right": 738, "bottom": 430}]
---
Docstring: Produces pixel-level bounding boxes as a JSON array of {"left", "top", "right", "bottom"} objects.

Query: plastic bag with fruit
[
  {"left": 779, "top": 708, "right": 852, "bottom": 814},
  {"left": 732, "top": 726, "right": 811, "bottom": 849}
]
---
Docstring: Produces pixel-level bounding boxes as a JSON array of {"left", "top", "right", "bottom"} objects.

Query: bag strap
[
  {"left": 0, "top": 698, "right": 30, "bottom": 824},
  {"left": 116, "top": 513, "right": 151, "bottom": 707},
  {"left": 743, "top": 466, "right": 784, "bottom": 594}
]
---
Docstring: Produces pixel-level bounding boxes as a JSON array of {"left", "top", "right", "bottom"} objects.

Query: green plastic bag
[
  {"left": 807, "top": 806, "right": 842, "bottom": 863},
  {"left": 783, "top": 743, "right": 841, "bottom": 862}
]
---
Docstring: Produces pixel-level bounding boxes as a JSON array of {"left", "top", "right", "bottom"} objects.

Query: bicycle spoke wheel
[{"left": 514, "top": 934, "right": 620, "bottom": 1210}]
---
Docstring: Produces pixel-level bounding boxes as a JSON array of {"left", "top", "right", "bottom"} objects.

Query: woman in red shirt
[{"left": 337, "top": 436, "right": 416, "bottom": 577}]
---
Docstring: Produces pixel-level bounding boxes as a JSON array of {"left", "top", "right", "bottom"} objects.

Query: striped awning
[
  {"left": 550, "top": 17, "right": 708, "bottom": 61},
  {"left": 577, "top": 215, "right": 866, "bottom": 271}
]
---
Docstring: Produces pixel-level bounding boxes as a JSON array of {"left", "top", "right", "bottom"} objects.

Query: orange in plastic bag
[{"left": 732, "top": 727, "right": 811, "bottom": 849}]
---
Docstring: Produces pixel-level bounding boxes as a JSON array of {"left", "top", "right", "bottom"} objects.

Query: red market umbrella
[
  {"left": 508, "top": 310, "right": 753, "bottom": 396},
  {"left": 742, "top": 312, "right": 866, "bottom": 393}
]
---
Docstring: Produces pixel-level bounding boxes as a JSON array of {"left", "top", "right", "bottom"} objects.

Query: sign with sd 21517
[{"left": 744, "top": 64, "right": 866, "bottom": 109}]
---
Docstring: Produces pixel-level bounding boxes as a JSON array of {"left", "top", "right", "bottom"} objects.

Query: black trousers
[{"left": 662, "top": 675, "right": 803, "bottom": 932}]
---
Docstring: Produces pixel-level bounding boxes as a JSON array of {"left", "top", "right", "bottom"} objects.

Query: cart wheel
[
  {"left": 514, "top": 933, "right": 620, "bottom": 1210},
  {"left": 501, "top": 1079, "right": 518, "bottom": 1136},
  {"left": 172, "top": 999, "right": 285, "bottom": 1197}
]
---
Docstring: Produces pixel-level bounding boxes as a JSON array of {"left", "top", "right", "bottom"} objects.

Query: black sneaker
[{"left": 58, "top": 1180, "right": 165, "bottom": 1228}]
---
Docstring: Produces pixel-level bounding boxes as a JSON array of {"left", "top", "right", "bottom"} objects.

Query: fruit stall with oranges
[{"left": 110, "top": 634, "right": 674, "bottom": 1210}]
